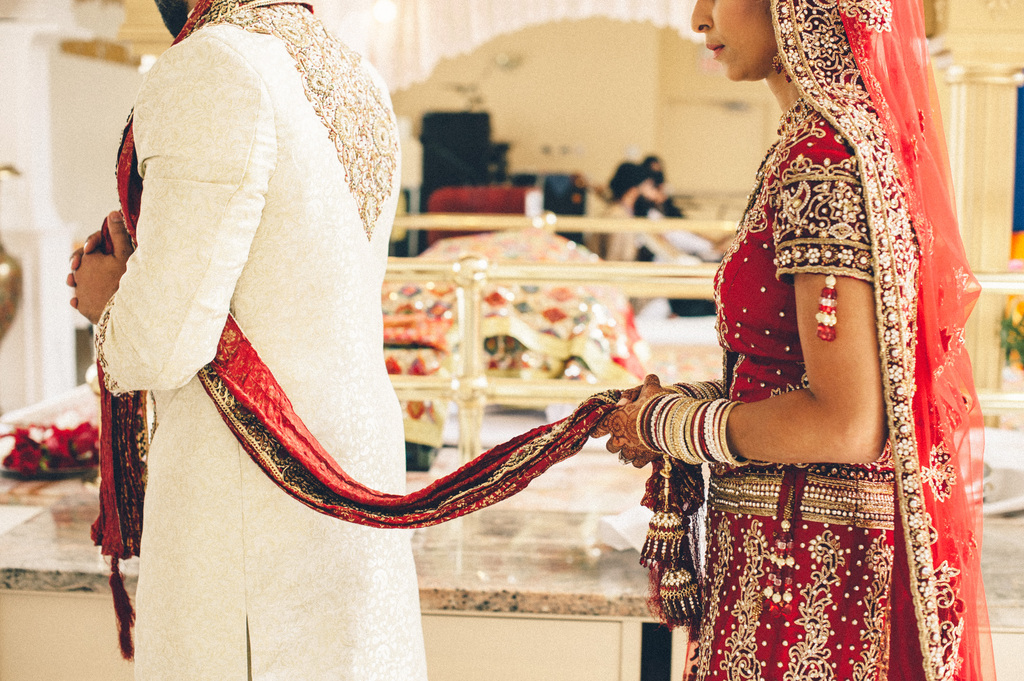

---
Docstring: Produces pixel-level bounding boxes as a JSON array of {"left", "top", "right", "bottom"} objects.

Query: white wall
[
  {"left": 50, "top": 50, "right": 142, "bottom": 241},
  {"left": 391, "top": 18, "right": 780, "bottom": 200}
]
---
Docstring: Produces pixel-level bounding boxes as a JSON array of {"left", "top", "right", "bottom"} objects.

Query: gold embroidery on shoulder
[
  {"left": 773, "top": 115, "right": 873, "bottom": 282},
  {"left": 852, "top": 535, "right": 894, "bottom": 681},
  {"left": 783, "top": 530, "right": 843, "bottom": 681},
  {"left": 210, "top": 4, "right": 398, "bottom": 241}
]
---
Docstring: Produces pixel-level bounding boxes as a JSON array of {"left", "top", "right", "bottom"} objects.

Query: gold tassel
[
  {"left": 640, "top": 455, "right": 703, "bottom": 628},
  {"left": 640, "top": 456, "right": 686, "bottom": 565},
  {"left": 641, "top": 510, "right": 686, "bottom": 564},
  {"left": 659, "top": 566, "right": 702, "bottom": 622}
]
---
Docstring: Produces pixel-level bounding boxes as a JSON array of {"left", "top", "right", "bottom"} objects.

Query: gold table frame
[{"left": 386, "top": 214, "right": 1024, "bottom": 461}]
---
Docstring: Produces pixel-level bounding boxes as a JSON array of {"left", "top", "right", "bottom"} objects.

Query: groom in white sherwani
[{"left": 68, "top": 0, "right": 428, "bottom": 678}]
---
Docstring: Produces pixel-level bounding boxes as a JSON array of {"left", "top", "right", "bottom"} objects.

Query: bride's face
[{"left": 691, "top": 0, "right": 779, "bottom": 82}]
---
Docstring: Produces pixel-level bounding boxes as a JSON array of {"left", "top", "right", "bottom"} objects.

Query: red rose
[
  {"left": 69, "top": 423, "right": 99, "bottom": 465},
  {"left": 43, "top": 428, "right": 66, "bottom": 455},
  {"left": 43, "top": 428, "right": 76, "bottom": 468},
  {"left": 2, "top": 440, "right": 20, "bottom": 470},
  {"left": 11, "top": 433, "right": 42, "bottom": 475}
]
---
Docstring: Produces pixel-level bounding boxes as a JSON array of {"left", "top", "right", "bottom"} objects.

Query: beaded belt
[{"left": 709, "top": 466, "right": 895, "bottom": 530}]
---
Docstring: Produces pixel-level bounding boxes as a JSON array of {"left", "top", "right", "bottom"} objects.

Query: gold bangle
[
  {"left": 671, "top": 399, "right": 705, "bottom": 464},
  {"left": 635, "top": 396, "right": 658, "bottom": 450},
  {"left": 717, "top": 400, "right": 745, "bottom": 466}
]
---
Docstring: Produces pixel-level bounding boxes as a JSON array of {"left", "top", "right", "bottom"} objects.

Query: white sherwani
[{"left": 96, "top": 18, "right": 428, "bottom": 681}]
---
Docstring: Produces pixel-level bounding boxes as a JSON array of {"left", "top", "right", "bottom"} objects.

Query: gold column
[
  {"left": 452, "top": 255, "right": 489, "bottom": 462},
  {"left": 945, "top": 65, "right": 1024, "bottom": 395},
  {"left": 938, "top": 0, "right": 1024, "bottom": 397}
]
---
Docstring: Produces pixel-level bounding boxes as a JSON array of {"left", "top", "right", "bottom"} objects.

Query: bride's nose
[{"left": 692, "top": 0, "right": 713, "bottom": 32}]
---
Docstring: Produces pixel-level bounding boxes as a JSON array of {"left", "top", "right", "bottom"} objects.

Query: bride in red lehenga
[{"left": 600, "top": 0, "right": 996, "bottom": 678}]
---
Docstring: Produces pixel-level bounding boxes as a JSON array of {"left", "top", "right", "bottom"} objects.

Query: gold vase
[{"left": 0, "top": 242, "right": 22, "bottom": 344}]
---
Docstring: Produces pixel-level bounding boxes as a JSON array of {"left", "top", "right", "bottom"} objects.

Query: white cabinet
[{"left": 423, "top": 612, "right": 641, "bottom": 681}]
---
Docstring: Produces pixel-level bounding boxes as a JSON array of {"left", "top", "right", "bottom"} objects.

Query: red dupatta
[
  {"left": 772, "top": 0, "right": 994, "bottom": 677},
  {"left": 92, "top": 0, "right": 622, "bottom": 660}
]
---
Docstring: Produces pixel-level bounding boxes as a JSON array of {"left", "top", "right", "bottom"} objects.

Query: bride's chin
[
  {"left": 725, "top": 67, "right": 756, "bottom": 83},
  {"left": 722, "top": 65, "right": 744, "bottom": 82}
]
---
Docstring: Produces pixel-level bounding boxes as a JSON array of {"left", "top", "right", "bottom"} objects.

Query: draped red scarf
[
  {"left": 91, "top": 0, "right": 629, "bottom": 661},
  {"left": 771, "top": 0, "right": 994, "bottom": 676}
]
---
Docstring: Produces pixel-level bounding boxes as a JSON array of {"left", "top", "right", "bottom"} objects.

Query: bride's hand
[{"left": 598, "top": 375, "right": 670, "bottom": 468}]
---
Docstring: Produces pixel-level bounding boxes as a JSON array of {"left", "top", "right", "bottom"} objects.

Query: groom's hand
[{"left": 69, "top": 211, "right": 133, "bottom": 324}]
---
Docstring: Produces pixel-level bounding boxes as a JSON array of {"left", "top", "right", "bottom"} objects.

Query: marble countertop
[
  {"left": 0, "top": 449, "right": 656, "bottom": 619},
  {"left": 2, "top": 448, "right": 1023, "bottom": 628}
]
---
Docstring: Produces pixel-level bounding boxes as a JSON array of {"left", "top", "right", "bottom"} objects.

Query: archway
[{"left": 314, "top": 0, "right": 701, "bottom": 90}]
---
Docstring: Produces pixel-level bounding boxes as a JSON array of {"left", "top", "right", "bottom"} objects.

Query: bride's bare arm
[{"left": 725, "top": 273, "right": 887, "bottom": 465}]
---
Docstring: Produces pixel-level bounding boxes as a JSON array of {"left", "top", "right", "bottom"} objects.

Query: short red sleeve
[{"left": 771, "top": 120, "right": 874, "bottom": 284}]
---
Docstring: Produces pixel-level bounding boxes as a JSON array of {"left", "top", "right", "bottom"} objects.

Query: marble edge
[
  {"left": 6, "top": 567, "right": 1017, "bottom": 625},
  {"left": 418, "top": 587, "right": 650, "bottom": 618},
  {"left": 1, "top": 568, "right": 651, "bottom": 618},
  {"left": 1, "top": 567, "right": 124, "bottom": 594}
]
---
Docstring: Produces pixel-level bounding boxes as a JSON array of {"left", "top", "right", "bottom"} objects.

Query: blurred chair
[{"left": 424, "top": 185, "right": 539, "bottom": 246}]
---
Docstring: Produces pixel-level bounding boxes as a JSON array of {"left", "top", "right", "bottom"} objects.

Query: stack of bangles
[{"left": 636, "top": 386, "right": 747, "bottom": 466}]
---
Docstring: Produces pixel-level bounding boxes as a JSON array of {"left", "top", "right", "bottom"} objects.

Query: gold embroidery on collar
[
  {"left": 193, "top": 0, "right": 282, "bottom": 29},
  {"left": 839, "top": 0, "right": 893, "bottom": 32},
  {"left": 207, "top": 3, "right": 399, "bottom": 241}
]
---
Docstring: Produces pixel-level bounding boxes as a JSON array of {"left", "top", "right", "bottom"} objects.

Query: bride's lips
[{"left": 707, "top": 43, "right": 724, "bottom": 57}]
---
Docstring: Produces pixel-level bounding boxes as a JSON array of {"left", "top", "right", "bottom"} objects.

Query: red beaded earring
[{"left": 815, "top": 275, "right": 838, "bottom": 341}]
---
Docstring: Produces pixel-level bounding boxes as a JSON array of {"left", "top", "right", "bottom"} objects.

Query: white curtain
[{"left": 313, "top": 0, "right": 701, "bottom": 91}]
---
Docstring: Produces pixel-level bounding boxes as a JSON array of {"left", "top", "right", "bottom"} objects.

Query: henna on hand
[
  {"left": 593, "top": 374, "right": 675, "bottom": 468},
  {"left": 617, "top": 444, "right": 660, "bottom": 468}
]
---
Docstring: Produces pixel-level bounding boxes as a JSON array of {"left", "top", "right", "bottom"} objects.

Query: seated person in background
[
  {"left": 585, "top": 162, "right": 658, "bottom": 261},
  {"left": 635, "top": 155, "right": 718, "bottom": 316},
  {"left": 639, "top": 155, "right": 685, "bottom": 218}
]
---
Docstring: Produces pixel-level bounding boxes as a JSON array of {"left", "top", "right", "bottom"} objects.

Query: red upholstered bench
[{"left": 424, "top": 186, "right": 536, "bottom": 246}]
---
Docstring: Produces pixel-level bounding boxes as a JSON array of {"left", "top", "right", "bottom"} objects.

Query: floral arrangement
[
  {"left": 1, "top": 422, "right": 99, "bottom": 477},
  {"left": 1002, "top": 298, "right": 1024, "bottom": 369}
]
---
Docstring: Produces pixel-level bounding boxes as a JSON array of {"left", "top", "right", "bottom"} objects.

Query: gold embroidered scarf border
[
  {"left": 771, "top": 0, "right": 957, "bottom": 677},
  {"left": 196, "top": 365, "right": 615, "bottom": 524}
]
